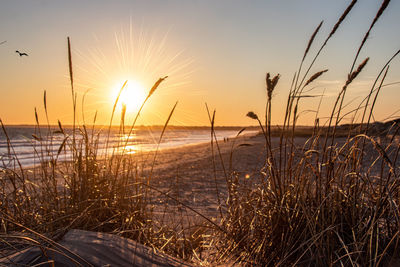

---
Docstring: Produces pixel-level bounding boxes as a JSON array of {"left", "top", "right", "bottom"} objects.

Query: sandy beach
[
  {"left": 138, "top": 133, "right": 267, "bottom": 221},
  {"left": 140, "top": 132, "right": 400, "bottom": 224}
]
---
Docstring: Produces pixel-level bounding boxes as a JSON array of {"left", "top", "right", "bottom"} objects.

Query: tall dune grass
[
  {"left": 0, "top": 37, "right": 196, "bottom": 261},
  {"left": 215, "top": 0, "right": 400, "bottom": 265}
]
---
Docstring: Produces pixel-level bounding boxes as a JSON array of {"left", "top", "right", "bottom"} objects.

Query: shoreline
[{"left": 0, "top": 127, "right": 260, "bottom": 169}]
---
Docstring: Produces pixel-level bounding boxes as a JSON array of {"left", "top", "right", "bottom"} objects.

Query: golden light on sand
[{"left": 112, "top": 80, "right": 146, "bottom": 113}]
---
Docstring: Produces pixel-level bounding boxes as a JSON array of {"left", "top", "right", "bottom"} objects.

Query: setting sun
[{"left": 112, "top": 80, "right": 147, "bottom": 113}]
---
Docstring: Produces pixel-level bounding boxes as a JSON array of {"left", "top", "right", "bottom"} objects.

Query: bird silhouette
[
  {"left": 0, "top": 40, "right": 6, "bottom": 45},
  {"left": 16, "top": 50, "right": 28, "bottom": 56}
]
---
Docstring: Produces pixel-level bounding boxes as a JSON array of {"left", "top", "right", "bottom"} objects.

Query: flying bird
[
  {"left": 0, "top": 40, "right": 6, "bottom": 45},
  {"left": 16, "top": 50, "right": 28, "bottom": 57}
]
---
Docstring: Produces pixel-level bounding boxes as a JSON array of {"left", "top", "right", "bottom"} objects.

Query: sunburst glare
[
  {"left": 112, "top": 79, "right": 146, "bottom": 113},
  {"left": 73, "top": 19, "right": 194, "bottom": 125}
]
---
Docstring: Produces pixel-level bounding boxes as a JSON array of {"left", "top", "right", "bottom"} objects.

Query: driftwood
[{"left": 1, "top": 229, "right": 193, "bottom": 266}]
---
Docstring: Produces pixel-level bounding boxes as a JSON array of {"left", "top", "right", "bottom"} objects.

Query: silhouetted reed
[{"left": 215, "top": 1, "right": 400, "bottom": 265}]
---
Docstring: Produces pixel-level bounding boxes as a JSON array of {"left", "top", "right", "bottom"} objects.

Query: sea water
[{"left": 0, "top": 126, "right": 256, "bottom": 168}]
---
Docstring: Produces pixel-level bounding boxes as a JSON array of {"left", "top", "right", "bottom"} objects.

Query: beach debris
[
  {"left": 238, "top": 143, "right": 252, "bottom": 147},
  {"left": 1, "top": 229, "right": 194, "bottom": 266}
]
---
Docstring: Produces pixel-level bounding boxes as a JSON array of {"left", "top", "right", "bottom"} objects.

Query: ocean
[{"left": 0, "top": 125, "right": 257, "bottom": 168}]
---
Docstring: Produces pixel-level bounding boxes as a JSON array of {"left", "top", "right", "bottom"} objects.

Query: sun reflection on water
[{"left": 116, "top": 133, "right": 141, "bottom": 154}]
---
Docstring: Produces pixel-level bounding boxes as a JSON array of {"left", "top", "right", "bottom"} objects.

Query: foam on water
[{"left": 0, "top": 126, "right": 257, "bottom": 168}]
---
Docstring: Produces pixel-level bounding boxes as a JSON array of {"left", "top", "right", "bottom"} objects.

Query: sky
[{"left": 0, "top": 0, "right": 399, "bottom": 127}]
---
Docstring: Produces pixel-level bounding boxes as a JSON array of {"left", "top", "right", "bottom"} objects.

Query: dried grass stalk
[
  {"left": 304, "top": 69, "right": 328, "bottom": 87},
  {"left": 303, "top": 21, "right": 323, "bottom": 61},
  {"left": 329, "top": 0, "right": 357, "bottom": 38},
  {"left": 347, "top": 57, "right": 369, "bottom": 85}
]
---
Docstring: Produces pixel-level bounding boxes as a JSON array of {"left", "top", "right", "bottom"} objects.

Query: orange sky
[{"left": 0, "top": 0, "right": 399, "bottom": 127}]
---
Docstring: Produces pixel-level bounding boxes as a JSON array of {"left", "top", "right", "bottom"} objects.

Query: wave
[{"left": 0, "top": 127, "right": 257, "bottom": 168}]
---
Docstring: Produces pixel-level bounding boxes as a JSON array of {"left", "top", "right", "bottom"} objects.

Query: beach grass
[
  {"left": 214, "top": 1, "right": 400, "bottom": 265},
  {"left": 1, "top": 0, "right": 400, "bottom": 266}
]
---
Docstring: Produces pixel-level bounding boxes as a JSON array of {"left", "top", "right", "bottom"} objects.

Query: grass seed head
[
  {"left": 266, "top": 73, "right": 280, "bottom": 100},
  {"left": 303, "top": 21, "right": 323, "bottom": 61},
  {"left": 148, "top": 76, "right": 168, "bottom": 99},
  {"left": 246, "top": 111, "right": 259, "bottom": 120},
  {"left": 304, "top": 69, "right": 328, "bottom": 87},
  {"left": 347, "top": 57, "right": 369, "bottom": 85},
  {"left": 329, "top": 0, "right": 357, "bottom": 39}
]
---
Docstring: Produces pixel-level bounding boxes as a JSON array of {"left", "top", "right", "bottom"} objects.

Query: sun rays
[
  {"left": 71, "top": 19, "right": 194, "bottom": 125},
  {"left": 111, "top": 79, "right": 146, "bottom": 113}
]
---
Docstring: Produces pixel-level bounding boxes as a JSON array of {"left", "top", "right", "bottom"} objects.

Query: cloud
[{"left": 318, "top": 80, "right": 342, "bottom": 85}]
